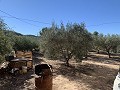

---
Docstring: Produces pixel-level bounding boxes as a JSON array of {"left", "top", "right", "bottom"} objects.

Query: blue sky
[{"left": 0, "top": 0, "right": 120, "bottom": 35}]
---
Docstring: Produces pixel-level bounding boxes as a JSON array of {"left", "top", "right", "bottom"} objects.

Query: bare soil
[{"left": 0, "top": 52, "right": 120, "bottom": 90}]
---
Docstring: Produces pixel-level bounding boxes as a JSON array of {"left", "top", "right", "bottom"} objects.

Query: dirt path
[
  {"left": 53, "top": 75, "right": 78, "bottom": 90},
  {"left": 83, "top": 60, "right": 119, "bottom": 70}
]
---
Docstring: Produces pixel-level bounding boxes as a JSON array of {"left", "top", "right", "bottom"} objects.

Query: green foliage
[
  {"left": 68, "top": 23, "right": 93, "bottom": 59},
  {"left": 92, "top": 32, "right": 103, "bottom": 53},
  {"left": 40, "top": 23, "right": 93, "bottom": 65},
  {"left": 93, "top": 31, "right": 99, "bottom": 36},
  {"left": 13, "top": 36, "right": 39, "bottom": 51},
  {"left": 0, "top": 18, "right": 39, "bottom": 64},
  {"left": 1, "top": 28, "right": 39, "bottom": 51},
  {"left": 0, "top": 55, "right": 5, "bottom": 63},
  {"left": 0, "top": 18, "right": 12, "bottom": 63},
  {"left": 0, "top": 31, "right": 12, "bottom": 55},
  {"left": 0, "top": 18, "right": 40, "bottom": 63},
  {"left": 0, "top": 18, "right": 7, "bottom": 31},
  {"left": 3, "top": 30, "right": 23, "bottom": 36},
  {"left": 93, "top": 32, "right": 120, "bottom": 58}
]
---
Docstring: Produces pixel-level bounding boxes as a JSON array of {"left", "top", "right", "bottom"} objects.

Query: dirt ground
[{"left": 0, "top": 52, "right": 120, "bottom": 90}]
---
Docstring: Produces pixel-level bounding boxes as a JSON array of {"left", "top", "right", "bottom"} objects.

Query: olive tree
[
  {"left": 13, "top": 36, "right": 39, "bottom": 51},
  {"left": 40, "top": 23, "right": 93, "bottom": 66},
  {"left": 102, "top": 34, "right": 120, "bottom": 58},
  {"left": 0, "top": 18, "right": 12, "bottom": 63},
  {"left": 93, "top": 34, "right": 120, "bottom": 58}
]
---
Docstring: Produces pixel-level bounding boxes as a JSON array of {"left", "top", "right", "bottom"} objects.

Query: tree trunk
[
  {"left": 66, "top": 58, "right": 69, "bottom": 66},
  {"left": 63, "top": 54, "right": 70, "bottom": 66},
  {"left": 97, "top": 49, "right": 100, "bottom": 54},
  {"left": 107, "top": 50, "right": 111, "bottom": 58}
]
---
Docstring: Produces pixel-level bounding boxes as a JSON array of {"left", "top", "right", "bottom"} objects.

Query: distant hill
[
  {"left": 3, "top": 30, "right": 23, "bottom": 36},
  {"left": 24, "top": 35, "right": 38, "bottom": 38},
  {"left": 2, "top": 30, "right": 38, "bottom": 37}
]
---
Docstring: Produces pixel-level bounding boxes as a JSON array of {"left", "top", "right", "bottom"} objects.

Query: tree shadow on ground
[
  {"left": 54, "top": 62, "right": 118, "bottom": 90},
  {"left": 0, "top": 69, "right": 35, "bottom": 90},
  {"left": 88, "top": 53, "right": 120, "bottom": 65},
  {"left": 33, "top": 57, "right": 44, "bottom": 65}
]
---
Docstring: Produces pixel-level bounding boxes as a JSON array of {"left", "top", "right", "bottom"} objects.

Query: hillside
[
  {"left": 3, "top": 30, "right": 23, "bottom": 36},
  {"left": 2, "top": 30, "right": 38, "bottom": 38}
]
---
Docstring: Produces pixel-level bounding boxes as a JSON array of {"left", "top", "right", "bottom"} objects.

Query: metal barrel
[{"left": 35, "top": 64, "right": 52, "bottom": 90}]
